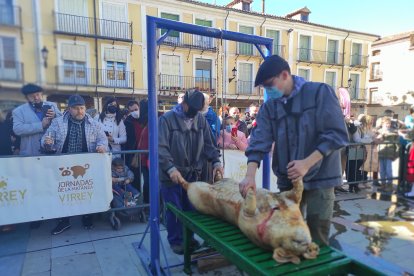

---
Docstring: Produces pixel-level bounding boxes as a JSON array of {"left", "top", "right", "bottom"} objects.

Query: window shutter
[
  {"left": 61, "top": 44, "right": 86, "bottom": 62},
  {"left": 102, "top": 1, "right": 127, "bottom": 22},
  {"left": 104, "top": 48, "right": 128, "bottom": 62}
]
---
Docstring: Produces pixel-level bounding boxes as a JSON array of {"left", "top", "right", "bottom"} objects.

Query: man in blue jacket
[{"left": 239, "top": 55, "right": 348, "bottom": 245}]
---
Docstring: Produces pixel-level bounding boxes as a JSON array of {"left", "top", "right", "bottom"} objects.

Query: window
[
  {"left": 370, "top": 62, "right": 382, "bottom": 80},
  {"left": 238, "top": 26, "right": 254, "bottom": 55},
  {"left": 266, "top": 30, "right": 280, "bottom": 55},
  {"left": 60, "top": 43, "right": 87, "bottom": 84},
  {"left": 372, "top": 50, "right": 381, "bottom": 56},
  {"left": 351, "top": 43, "right": 362, "bottom": 66},
  {"left": 349, "top": 73, "right": 360, "bottom": 99},
  {"left": 101, "top": 1, "right": 128, "bottom": 39},
  {"left": 327, "top": 40, "right": 339, "bottom": 64},
  {"left": 57, "top": 0, "right": 88, "bottom": 34},
  {"left": 160, "top": 13, "right": 179, "bottom": 44},
  {"left": 300, "top": 14, "right": 309, "bottom": 21},
  {"left": 0, "top": 36, "right": 20, "bottom": 81},
  {"left": 298, "top": 68, "right": 310, "bottom": 81},
  {"left": 0, "top": 0, "right": 15, "bottom": 25},
  {"left": 238, "top": 63, "right": 253, "bottom": 94},
  {"left": 194, "top": 19, "right": 213, "bottom": 48},
  {"left": 195, "top": 58, "right": 212, "bottom": 92},
  {"left": 298, "top": 35, "right": 311, "bottom": 61},
  {"left": 160, "top": 54, "right": 181, "bottom": 89},
  {"left": 325, "top": 71, "right": 336, "bottom": 89},
  {"left": 103, "top": 47, "right": 129, "bottom": 87},
  {"left": 242, "top": 2, "right": 250, "bottom": 11}
]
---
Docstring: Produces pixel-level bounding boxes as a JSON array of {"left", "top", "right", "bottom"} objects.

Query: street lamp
[
  {"left": 41, "top": 46, "right": 49, "bottom": 68},
  {"left": 228, "top": 67, "right": 237, "bottom": 83},
  {"left": 347, "top": 78, "right": 352, "bottom": 88}
]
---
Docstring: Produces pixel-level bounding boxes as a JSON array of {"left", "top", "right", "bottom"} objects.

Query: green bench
[{"left": 167, "top": 203, "right": 385, "bottom": 275}]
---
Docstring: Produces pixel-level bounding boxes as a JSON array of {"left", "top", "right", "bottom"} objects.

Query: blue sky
[{"left": 198, "top": 0, "right": 414, "bottom": 36}]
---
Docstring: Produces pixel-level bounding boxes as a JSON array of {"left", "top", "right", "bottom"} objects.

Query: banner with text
[
  {"left": 222, "top": 150, "right": 279, "bottom": 192},
  {"left": 0, "top": 153, "right": 113, "bottom": 225}
]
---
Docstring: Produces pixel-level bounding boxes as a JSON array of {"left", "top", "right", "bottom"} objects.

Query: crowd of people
[{"left": 1, "top": 54, "right": 414, "bottom": 258}]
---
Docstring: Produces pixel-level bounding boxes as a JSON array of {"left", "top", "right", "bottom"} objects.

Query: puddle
[{"left": 332, "top": 192, "right": 414, "bottom": 256}]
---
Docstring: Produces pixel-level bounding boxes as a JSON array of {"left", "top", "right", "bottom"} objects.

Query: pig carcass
[{"left": 178, "top": 177, "right": 319, "bottom": 264}]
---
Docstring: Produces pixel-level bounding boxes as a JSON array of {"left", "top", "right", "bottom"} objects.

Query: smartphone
[
  {"left": 42, "top": 104, "right": 52, "bottom": 116},
  {"left": 231, "top": 127, "right": 237, "bottom": 137},
  {"left": 104, "top": 131, "right": 110, "bottom": 136}
]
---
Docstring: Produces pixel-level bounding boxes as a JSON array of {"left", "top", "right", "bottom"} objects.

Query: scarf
[{"left": 67, "top": 116, "right": 84, "bottom": 153}]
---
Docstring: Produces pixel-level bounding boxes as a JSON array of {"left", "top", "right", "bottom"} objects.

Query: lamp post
[
  {"left": 228, "top": 67, "right": 237, "bottom": 83},
  {"left": 41, "top": 46, "right": 49, "bottom": 68}
]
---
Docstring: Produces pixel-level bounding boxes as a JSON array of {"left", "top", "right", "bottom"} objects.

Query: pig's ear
[
  {"left": 273, "top": 248, "right": 301, "bottom": 264},
  {"left": 303, "top": 242, "right": 319, "bottom": 260}
]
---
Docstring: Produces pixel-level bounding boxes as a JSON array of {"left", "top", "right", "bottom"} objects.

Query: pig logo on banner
[{"left": 59, "top": 164, "right": 90, "bottom": 179}]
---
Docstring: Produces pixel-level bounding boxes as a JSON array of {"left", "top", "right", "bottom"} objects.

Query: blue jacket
[
  {"left": 204, "top": 106, "right": 221, "bottom": 140},
  {"left": 246, "top": 76, "right": 349, "bottom": 190}
]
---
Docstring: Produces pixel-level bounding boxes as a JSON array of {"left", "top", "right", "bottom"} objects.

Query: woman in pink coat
[{"left": 218, "top": 116, "right": 248, "bottom": 151}]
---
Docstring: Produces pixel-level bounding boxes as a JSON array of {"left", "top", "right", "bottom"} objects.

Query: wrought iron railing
[
  {"left": 236, "top": 80, "right": 259, "bottom": 95},
  {"left": 54, "top": 13, "right": 132, "bottom": 42},
  {"left": 55, "top": 66, "right": 134, "bottom": 88},
  {"left": 0, "top": 60, "right": 24, "bottom": 82},
  {"left": 350, "top": 54, "right": 369, "bottom": 67},
  {"left": 297, "top": 48, "right": 344, "bottom": 65},
  {"left": 159, "top": 74, "right": 216, "bottom": 93},
  {"left": 349, "top": 88, "right": 367, "bottom": 101},
  {"left": 370, "top": 69, "right": 383, "bottom": 80},
  {"left": 0, "top": 5, "right": 21, "bottom": 27},
  {"left": 158, "top": 32, "right": 217, "bottom": 52}
]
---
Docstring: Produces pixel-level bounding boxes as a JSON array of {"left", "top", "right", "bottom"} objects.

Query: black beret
[
  {"left": 254, "top": 55, "right": 291, "bottom": 87},
  {"left": 68, "top": 94, "right": 85, "bottom": 107},
  {"left": 184, "top": 90, "right": 205, "bottom": 111},
  {"left": 21, "top": 83, "right": 43, "bottom": 95}
]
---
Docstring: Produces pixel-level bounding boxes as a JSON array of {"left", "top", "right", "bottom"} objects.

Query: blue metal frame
[{"left": 144, "top": 15, "right": 273, "bottom": 275}]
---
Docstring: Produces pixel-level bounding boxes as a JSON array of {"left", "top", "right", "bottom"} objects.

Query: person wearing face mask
[
  {"left": 245, "top": 102, "right": 260, "bottom": 135},
  {"left": 201, "top": 93, "right": 220, "bottom": 143},
  {"left": 229, "top": 106, "right": 248, "bottom": 138},
  {"left": 99, "top": 97, "right": 126, "bottom": 156},
  {"left": 13, "top": 84, "right": 62, "bottom": 156},
  {"left": 217, "top": 116, "right": 248, "bottom": 151},
  {"left": 239, "top": 55, "right": 349, "bottom": 246},
  {"left": 159, "top": 89, "right": 224, "bottom": 255}
]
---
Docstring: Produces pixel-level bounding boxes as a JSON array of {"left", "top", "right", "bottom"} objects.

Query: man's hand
[
  {"left": 125, "top": 179, "right": 131, "bottom": 184},
  {"left": 46, "top": 109, "right": 55, "bottom": 119},
  {"left": 96, "top": 145, "right": 106, "bottom": 153},
  {"left": 42, "top": 117, "right": 51, "bottom": 129},
  {"left": 287, "top": 160, "right": 310, "bottom": 182},
  {"left": 44, "top": 136, "right": 53, "bottom": 145},
  {"left": 239, "top": 175, "right": 256, "bottom": 198},
  {"left": 107, "top": 134, "right": 114, "bottom": 142},
  {"left": 212, "top": 165, "right": 224, "bottom": 182},
  {"left": 169, "top": 169, "right": 183, "bottom": 184}
]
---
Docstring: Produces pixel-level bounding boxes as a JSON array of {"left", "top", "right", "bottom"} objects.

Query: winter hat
[
  {"left": 254, "top": 55, "right": 291, "bottom": 87},
  {"left": 21, "top": 83, "right": 43, "bottom": 95},
  {"left": 184, "top": 90, "right": 205, "bottom": 111}
]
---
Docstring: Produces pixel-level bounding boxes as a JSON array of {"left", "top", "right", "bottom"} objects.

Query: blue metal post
[
  {"left": 146, "top": 16, "right": 160, "bottom": 272},
  {"left": 259, "top": 45, "right": 272, "bottom": 190}
]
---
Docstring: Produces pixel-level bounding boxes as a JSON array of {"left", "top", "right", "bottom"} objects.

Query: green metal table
[{"left": 167, "top": 203, "right": 385, "bottom": 275}]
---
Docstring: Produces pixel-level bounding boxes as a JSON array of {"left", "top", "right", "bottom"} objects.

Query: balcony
[
  {"left": 158, "top": 32, "right": 217, "bottom": 52},
  {"left": 0, "top": 5, "right": 21, "bottom": 27},
  {"left": 350, "top": 54, "right": 369, "bottom": 68},
  {"left": 55, "top": 66, "right": 134, "bottom": 88},
  {"left": 0, "top": 60, "right": 24, "bottom": 82},
  {"left": 349, "top": 88, "right": 367, "bottom": 102},
  {"left": 370, "top": 70, "right": 383, "bottom": 81},
  {"left": 297, "top": 48, "right": 344, "bottom": 65},
  {"left": 54, "top": 13, "right": 132, "bottom": 42},
  {"left": 236, "top": 80, "right": 259, "bottom": 95},
  {"left": 159, "top": 74, "right": 216, "bottom": 93}
]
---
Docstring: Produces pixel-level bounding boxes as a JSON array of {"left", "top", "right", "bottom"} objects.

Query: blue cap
[{"left": 68, "top": 94, "right": 85, "bottom": 107}]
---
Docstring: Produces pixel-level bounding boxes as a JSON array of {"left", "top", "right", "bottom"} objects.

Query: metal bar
[
  {"left": 147, "top": 16, "right": 160, "bottom": 273},
  {"left": 157, "top": 29, "right": 173, "bottom": 45}
]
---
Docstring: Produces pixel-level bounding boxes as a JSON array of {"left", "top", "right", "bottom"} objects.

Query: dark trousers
[
  {"left": 161, "top": 184, "right": 194, "bottom": 246},
  {"left": 346, "top": 159, "right": 364, "bottom": 190}
]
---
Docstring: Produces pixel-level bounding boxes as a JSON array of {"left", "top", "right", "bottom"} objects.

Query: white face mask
[
  {"left": 354, "top": 121, "right": 361, "bottom": 127},
  {"left": 131, "top": 110, "right": 140, "bottom": 119},
  {"left": 106, "top": 113, "right": 116, "bottom": 118}
]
